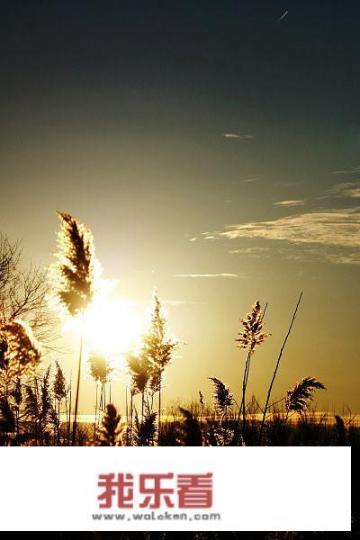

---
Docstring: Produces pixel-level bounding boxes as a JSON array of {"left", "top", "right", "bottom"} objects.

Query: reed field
[{"left": 0, "top": 213, "right": 359, "bottom": 451}]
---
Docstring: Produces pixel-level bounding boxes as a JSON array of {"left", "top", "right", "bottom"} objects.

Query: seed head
[
  {"left": 89, "top": 352, "right": 112, "bottom": 384},
  {"left": 236, "top": 301, "right": 270, "bottom": 354},
  {"left": 52, "top": 212, "right": 98, "bottom": 316},
  {"left": 0, "top": 319, "right": 41, "bottom": 379}
]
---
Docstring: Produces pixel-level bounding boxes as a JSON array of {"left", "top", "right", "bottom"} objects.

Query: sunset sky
[{"left": 0, "top": 1, "right": 359, "bottom": 413}]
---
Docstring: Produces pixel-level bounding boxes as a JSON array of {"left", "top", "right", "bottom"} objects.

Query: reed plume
[
  {"left": 89, "top": 352, "right": 111, "bottom": 385},
  {"left": 236, "top": 301, "right": 269, "bottom": 437},
  {"left": 142, "top": 294, "right": 177, "bottom": 436},
  {"left": 127, "top": 352, "right": 151, "bottom": 421},
  {"left": 52, "top": 212, "right": 96, "bottom": 316},
  {"left": 285, "top": 376, "right": 326, "bottom": 418},
  {"left": 0, "top": 320, "right": 41, "bottom": 383},
  {"left": 133, "top": 410, "right": 157, "bottom": 446},
  {"left": 24, "top": 368, "right": 54, "bottom": 445},
  {"left": 40, "top": 367, "right": 53, "bottom": 443},
  {"left": 51, "top": 212, "right": 98, "bottom": 445},
  {"left": 53, "top": 361, "right": 67, "bottom": 402},
  {"left": 52, "top": 362, "right": 67, "bottom": 443},
  {"left": 24, "top": 384, "right": 39, "bottom": 426},
  {"left": 208, "top": 377, "right": 233, "bottom": 417},
  {"left": 97, "top": 403, "right": 122, "bottom": 446},
  {"left": 89, "top": 352, "right": 112, "bottom": 433},
  {"left": 236, "top": 301, "right": 269, "bottom": 352}
]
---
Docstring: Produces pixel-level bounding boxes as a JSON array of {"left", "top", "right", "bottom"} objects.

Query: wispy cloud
[
  {"left": 273, "top": 199, "right": 305, "bottom": 207},
  {"left": 201, "top": 232, "right": 218, "bottom": 241},
  {"left": 163, "top": 299, "right": 205, "bottom": 306},
  {"left": 223, "top": 133, "right": 254, "bottom": 140},
  {"left": 217, "top": 207, "right": 360, "bottom": 248},
  {"left": 229, "top": 247, "right": 270, "bottom": 257},
  {"left": 276, "top": 181, "right": 303, "bottom": 187},
  {"left": 175, "top": 273, "right": 241, "bottom": 279},
  {"left": 230, "top": 244, "right": 360, "bottom": 265},
  {"left": 331, "top": 165, "right": 360, "bottom": 175},
  {"left": 241, "top": 177, "right": 258, "bottom": 184},
  {"left": 324, "top": 251, "right": 360, "bottom": 265},
  {"left": 324, "top": 182, "right": 360, "bottom": 199},
  {"left": 288, "top": 246, "right": 360, "bottom": 266}
]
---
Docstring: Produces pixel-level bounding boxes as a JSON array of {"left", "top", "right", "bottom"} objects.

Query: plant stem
[
  {"left": 71, "top": 335, "right": 83, "bottom": 446},
  {"left": 34, "top": 374, "right": 39, "bottom": 446},
  {"left": 259, "top": 292, "right": 303, "bottom": 443},
  {"left": 236, "top": 303, "right": 268, "bottom": 432},
  {"left": 67, "top": 376, "right": 72, "bottom": 445},
  {"left": 94, "top": 382, "right": 98, "bottom": 439},
  {"left": 237, "top": 352, "right": 250, "bottom": 422},
  {"left": 130, "top": 390, "right": 133, "bottom": 445},
  {"left": 141, "top": 391, "right": 145, "bottom": 422},
  {"left": 241, "top": 352, "right": 251, "bottom": 437},
  {"left": 125, "top": 386, "right": 129, "bottom": 444},
  {"left": 158, "top": 375, "right": 162, "bottom": 442}
]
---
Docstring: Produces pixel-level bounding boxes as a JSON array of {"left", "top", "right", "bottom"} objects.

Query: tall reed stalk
[
  {"left": 53, "top": 360, "right": 67, "bottom": 444},
  {"left": 51, "top": 212, "right": 98, "bottom": 445},
  {"left": 67, "top": 375, "right": 72, "bottom": 444},
  {"left": 141, "top": 294, "right": 177, "bottom": 441},
  {"left": 127, "top": 352, "right": 151, "bottom": 423},
  {"left": 71, "top": 334, "right": 83, "bottom": 445},
  {"left": 236, "top": 301, "right": 269, "bottom": 439},
  {"left": 89, "top": 351, "right": 111, "bottom": 438},
  {"left": 259, "top": 292, "right": 303, "bottom": 442}
]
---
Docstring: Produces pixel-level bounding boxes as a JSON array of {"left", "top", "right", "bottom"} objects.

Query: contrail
[{"left": 276, "top": 10, "right": 288, "bottom": 23}]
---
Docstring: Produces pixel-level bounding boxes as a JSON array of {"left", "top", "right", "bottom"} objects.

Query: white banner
[{"left": 0, "top": 447, "right": 351, "bottom": 531}]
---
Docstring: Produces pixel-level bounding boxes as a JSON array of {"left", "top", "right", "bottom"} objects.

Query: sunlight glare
[{"left": 63, "top": 281, "right": 143, "bottom": 362}]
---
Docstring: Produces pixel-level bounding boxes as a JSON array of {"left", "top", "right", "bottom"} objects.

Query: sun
[
  {"left": 63, "top": 282, "right": 143, "bottom": 361},
  {"left": 82, "top": 297, "right": 142, "bottom": 356}
]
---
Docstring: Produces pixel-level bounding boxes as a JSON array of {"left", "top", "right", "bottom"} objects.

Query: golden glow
[{"left": 63, "top": 280, "right": 143, "bottom": 363}]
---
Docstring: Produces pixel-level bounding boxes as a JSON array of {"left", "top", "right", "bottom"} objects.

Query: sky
[{"left": 0, "top": 0, "right": 359, "bottom": 413}]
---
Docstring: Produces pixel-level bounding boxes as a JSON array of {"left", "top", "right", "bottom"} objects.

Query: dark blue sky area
[{"left": 1, "top": 1, "right": 359, "bottom": 116}]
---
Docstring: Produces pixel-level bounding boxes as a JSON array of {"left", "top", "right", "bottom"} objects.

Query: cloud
[
  {"left": 223, "top": 133, "right": 254, "bottom": 140},
  {"left": 324, "top": 251, "right": 360, "bottom": 265},
  {"left": 229, "top": 247, "right": 270, "bottom": 257},
  {"left": 241, "top": 177, "right": 258, "bottom": 184},
  {"left": 163, "top": 299, "right": 205, "bottom": 306},
  {"left": 276, "top": 181, "right": 303, "bottom": 187},
  {"left": 273, "top": 199, "right": 305, "bottom": 207},
  {"left": 230, "top": 244, "right": 360, "bottom": 265},
  {"left": 331, "top": 165, "right": 360, "bottom": 175},
  {"left": 218, "top": 207, "right": 360, "bottom": 248},
  {"left": 188, "top": 237, "right": 197, "bottom": 242},
  {"left": 325, "top": 182, "right": 360, "bottom": 199},
  {"left": 201, "top": 232, "right": 218, "bottom": 241},
  {"left": 290, "top": 246, "right": 360, "bottom": 265},
  {"left": 174, "top": 273, "right": 241, "bottom": 279}
]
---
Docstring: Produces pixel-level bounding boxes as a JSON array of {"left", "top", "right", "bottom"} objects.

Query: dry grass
[{"left": 0, "top": 212, "right": 357, "bottom": 453}]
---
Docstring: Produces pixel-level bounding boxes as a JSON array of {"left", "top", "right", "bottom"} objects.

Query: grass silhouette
[{"left": 0, "top": 212, "right": 358, "bottom": 450}]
